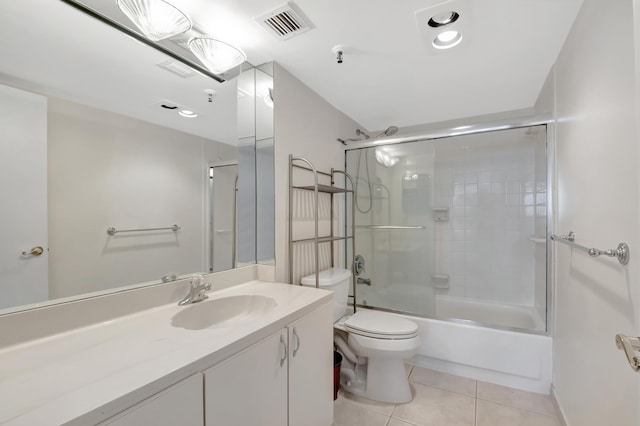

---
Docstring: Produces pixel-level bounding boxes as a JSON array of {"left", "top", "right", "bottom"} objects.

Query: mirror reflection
[{"left": 0, "top": 0, "right": 273, "bottom": 313}]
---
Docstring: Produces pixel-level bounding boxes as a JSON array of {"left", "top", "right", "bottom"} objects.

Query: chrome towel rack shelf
[
  {"left": 107, "top": 224, "right": 181, "bottom": 236},
  {"left": 550, "top": 231, "right": 630, "bottom": 265}
]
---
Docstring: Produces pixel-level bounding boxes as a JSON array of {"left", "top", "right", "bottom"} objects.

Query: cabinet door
[
  {"left": 204, "top": 329, "right": 288, "bottom": 426},
  {"left": 288, "top": 302, "right": 333, "bottom": 426},
  {"left": 100, "top": 374, "right": 203, "bottom": 426}
]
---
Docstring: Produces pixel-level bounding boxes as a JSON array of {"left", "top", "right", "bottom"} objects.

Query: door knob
[{"left": 21, "top": 246, "right": 44, "bottom": 257}]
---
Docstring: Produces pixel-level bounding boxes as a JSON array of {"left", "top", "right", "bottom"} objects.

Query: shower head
[
  {"left": 374, "top": 126, "right": 399, "bottom": 139},
  {"left": 382, "top": 126, "right": 398, "bottom": 137},
  {"left": 355, "top": 128, "right": 371, "bottom": 139}
]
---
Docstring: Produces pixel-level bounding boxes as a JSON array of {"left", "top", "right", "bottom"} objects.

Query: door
[
  {"left": 0, "top": 83, "right": 48, "bottom": 309},
  {"left": 204, "top": 329, "right": 288, "bottom": 425},
  {"left": 209, "top": 163, "right": 238, "bottom": 273}
]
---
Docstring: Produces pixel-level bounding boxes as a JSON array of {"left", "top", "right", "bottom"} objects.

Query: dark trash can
[{"left": 333, "top": 351, "right": 343, "bottom": 400}]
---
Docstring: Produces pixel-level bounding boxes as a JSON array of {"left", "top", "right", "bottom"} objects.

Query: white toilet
[{"left": 301, "top": 268, "right": 420, "bottom": 403}]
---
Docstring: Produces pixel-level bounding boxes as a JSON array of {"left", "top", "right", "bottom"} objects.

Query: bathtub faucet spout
[{"left": 357, "top": 277, "right": 371, "bottom": 286}]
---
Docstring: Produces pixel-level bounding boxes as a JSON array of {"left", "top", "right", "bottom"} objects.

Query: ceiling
[
  {"left": 0, "top": 0, "right": 583, "bottom": 141},
  {"left": 175, "top": 0, "right": 584, "bottom": 131}
]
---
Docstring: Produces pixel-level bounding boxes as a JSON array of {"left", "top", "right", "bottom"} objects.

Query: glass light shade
[
  {"left": 188, "top": 37, "right": 247, "bottom": 75},
  {"left": 117, "top": 0, "right": 192, "bottom": 41}
]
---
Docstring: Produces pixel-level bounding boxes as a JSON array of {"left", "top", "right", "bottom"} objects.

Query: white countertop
[{"left": 0, "top": 281, "right": 332, "bottom": 426}]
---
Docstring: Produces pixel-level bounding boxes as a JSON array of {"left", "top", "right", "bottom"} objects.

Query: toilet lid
[{"left": 344, "top": 310, "right": 418, "bottom": 339}]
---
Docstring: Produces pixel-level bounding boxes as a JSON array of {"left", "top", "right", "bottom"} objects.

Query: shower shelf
[{"left": 289, "top": 155, "right": 356, "bottom": 293}]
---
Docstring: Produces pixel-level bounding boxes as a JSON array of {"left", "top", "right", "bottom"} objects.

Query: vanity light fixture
[
  {"left": 188, "top": 37, "right": 247, "bottom": 75},
  {"left": 179, "top": 109, "right": 198, "bottom": 118},
  {"left": 433, "top": 30, "right": 463, "bottom": 49},
  {"left": 116, "top": 0, "right": 192, "bottom": 41}
]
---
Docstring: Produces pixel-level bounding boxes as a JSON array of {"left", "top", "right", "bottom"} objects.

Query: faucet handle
[{"left": 190, "top": 273, "right": 204, "bottom": 288}]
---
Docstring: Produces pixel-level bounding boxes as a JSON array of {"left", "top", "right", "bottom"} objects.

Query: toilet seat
[{"left": 344, "top": 310, "right": 418, "bottom": 340}]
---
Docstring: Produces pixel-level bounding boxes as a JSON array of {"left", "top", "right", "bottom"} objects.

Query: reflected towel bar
[
  {"left": 107, "top": 224, "right": 181, "bottom": 236},
  {"left": 550, "top": 231, "right": 629, "bottom": 265},
  {"left": 357, "top": 225, "right": 426, "bottom": 230}
]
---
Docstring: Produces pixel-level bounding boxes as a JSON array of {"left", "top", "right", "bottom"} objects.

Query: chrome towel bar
[
  {"left": 107, "top": 224, "right": 181, "bottom": 236},
  {"left": 550, "top": 231, "right": 629, "bottom": 265},
  {"left": 356, "top": 225, "right": 426, "bottom": 230}
]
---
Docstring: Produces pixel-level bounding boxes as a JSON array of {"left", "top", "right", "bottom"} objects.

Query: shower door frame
[
  {"left": 343, "top": 119, "right": 555, "bottom": 337},
  {"left": 208, "top": 162, "right": 239, "bottom": 273}
]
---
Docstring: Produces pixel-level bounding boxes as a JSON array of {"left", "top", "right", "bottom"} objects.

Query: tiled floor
[{"left": 333, "top": 365, "right": 562, "bottom": 426}]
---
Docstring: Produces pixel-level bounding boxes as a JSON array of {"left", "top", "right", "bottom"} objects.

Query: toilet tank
[{"left": 300, "top": 268, "right": 352, "bottom": 322}]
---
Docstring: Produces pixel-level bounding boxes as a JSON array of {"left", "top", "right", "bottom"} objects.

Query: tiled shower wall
[{"left": 434, "top": 128, "right": 546, "bottom": 306}]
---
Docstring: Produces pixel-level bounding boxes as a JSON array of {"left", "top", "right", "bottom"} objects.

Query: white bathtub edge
[{"left": 400, "top": 314, "right": 552, "bottom": 395}]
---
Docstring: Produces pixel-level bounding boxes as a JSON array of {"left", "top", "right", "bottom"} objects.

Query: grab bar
[
  {"left": 550, "top": 231, "right": 629, "bottom": 265},
  {"left": 357, "top": 225, "right": 426, "bottom": 230},
  {"left": 107, "top": 224, "right": 181, "bottom": 236}
]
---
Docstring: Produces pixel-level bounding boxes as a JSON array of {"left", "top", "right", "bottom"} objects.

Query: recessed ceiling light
[
  {"left": 428, "top": 11, "right": 460, "bottom": 28},
  {"left": 179, "top": 109, "right": 198, "bottom": 118},
  {"left": 433, "top": 30, "right": 463, "bottom": 49}
]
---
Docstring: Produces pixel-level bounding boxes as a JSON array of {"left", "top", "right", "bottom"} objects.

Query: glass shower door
[{"left": 346, "top": 144, "right": 437, "bottom": 316}]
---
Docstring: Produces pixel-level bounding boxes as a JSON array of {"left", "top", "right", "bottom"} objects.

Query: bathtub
[{"left": 356, "top": 287, "right": 551, "bottom": 394}]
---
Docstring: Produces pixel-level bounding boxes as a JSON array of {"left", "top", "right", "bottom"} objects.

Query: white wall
[
  {"left": 551, "top": 0, "right": 640, "bottom": 424},
  {"left": 273, "top": 64, "right": 363, "bottom": 283},
  {"left": 433, "top": 128, "right": 546, "bottom": 308},
  {"left": 48, "top": 98, "right": 237, "bottom": 297}
]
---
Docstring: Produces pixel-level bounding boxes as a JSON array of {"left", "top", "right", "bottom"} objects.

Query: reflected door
[
  {"left": 0, "top": 84, "right": 48, "bottom": 309},
  {"left": 209, "top": 164, "right": 238, "bottom": 273}
]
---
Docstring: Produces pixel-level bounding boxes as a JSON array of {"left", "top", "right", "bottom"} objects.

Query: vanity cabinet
[
  {"left": 204, "top": 302, "right": 333, "bottom": 426},
  {"left": 204, "top": 329, "right": 289, "bottom": 425},
  {"left": 288, "top": 303, "right": 333, "bottom": 426},
  {"left": 99, "top": 374, "right": 203, "bottom": 426}
]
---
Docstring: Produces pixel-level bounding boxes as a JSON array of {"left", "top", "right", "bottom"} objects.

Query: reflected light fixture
[
  {"left": 375, "top": 148, "right": 399, "bottom": 168},
  {"left": 116, "top": 0, "right": 192, "bottom": 41},
  {"left": 179, "top": 109, "right": 198, "bottom": 118},
  {"left": 188, "top": 37, "right": 247, "bottom": 74}
]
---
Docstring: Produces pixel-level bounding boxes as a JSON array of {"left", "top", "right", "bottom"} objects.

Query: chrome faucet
[{"left": 178, "top": 274, "right": 212, "bottom": 306}]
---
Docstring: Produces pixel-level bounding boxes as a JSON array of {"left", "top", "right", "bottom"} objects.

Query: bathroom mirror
[{"left": 0, "top": 0, "right": 273, "bottom": 313}]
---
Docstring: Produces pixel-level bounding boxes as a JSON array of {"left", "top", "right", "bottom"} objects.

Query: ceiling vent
[{"left": 256, "top": 3, "right": 313, "bottom": 41}]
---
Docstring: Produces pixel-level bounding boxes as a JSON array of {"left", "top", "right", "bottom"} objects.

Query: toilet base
[{"left": 339, "top": 358, "right": 413, "bottom": 404}]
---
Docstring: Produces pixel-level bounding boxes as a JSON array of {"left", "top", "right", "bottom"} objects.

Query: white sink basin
[{"left": 171, "top": 295, "right": 278, "bottom": 330}]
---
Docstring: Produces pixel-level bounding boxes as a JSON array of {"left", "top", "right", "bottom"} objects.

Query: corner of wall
[{"left": 272, "top": 62, "right": 363, "bottom": 283}]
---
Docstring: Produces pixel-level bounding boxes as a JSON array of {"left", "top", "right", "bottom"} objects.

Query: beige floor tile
[
  {"left": 477, "top": 381, "right": 557, "bottom": 416},
  {"left": 392, "top": 383, "right": 475, "bottom": 426},
  {"left": 333, "top": 398, "right": 390, "bottom": 426},
  {"left": 409, "top": 367, "right": 477, "bottom": 397},
  {"left": 476, "top": 400, "right": 561, "bottom": 426},
  {"left": 387, "top": 418, "right": 420, "bottom": 426},
  {"left": 337, "top": 390, "right": 396, "bottom": 416}
]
